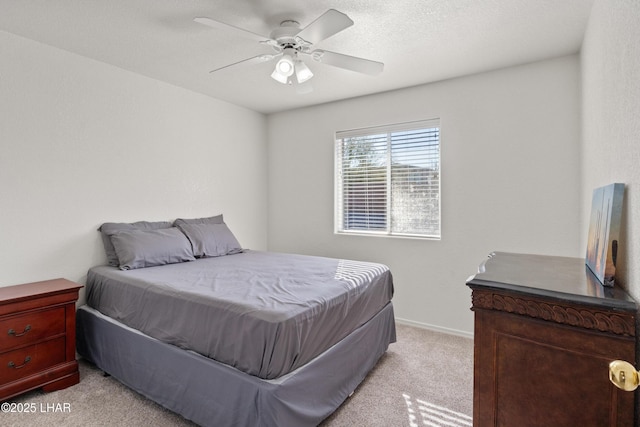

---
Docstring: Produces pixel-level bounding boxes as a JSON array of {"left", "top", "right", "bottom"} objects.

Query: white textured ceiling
[{"left": 0, "top": 0, "right": 594, "bottom": 114}]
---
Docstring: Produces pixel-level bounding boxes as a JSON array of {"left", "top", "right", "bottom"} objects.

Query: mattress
[{"left": 86, "top": 250, "right": 394, "bottom": 379}]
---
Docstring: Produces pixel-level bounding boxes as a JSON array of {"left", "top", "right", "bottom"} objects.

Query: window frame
[{"left": 334, "top": 118, "right": 441, "bottom": 240}]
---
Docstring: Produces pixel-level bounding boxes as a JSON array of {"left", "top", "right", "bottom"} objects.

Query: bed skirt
[{"left": 76, "top": 303, "right": 396, "bottom": 427}]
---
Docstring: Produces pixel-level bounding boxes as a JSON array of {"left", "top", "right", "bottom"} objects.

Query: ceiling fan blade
[
  {"left": 194, "top": 17, "right": 270, "bottom": 42},
  {"left": 314, "top": 50, "right": 384, "bottom": 76},
  {"left": 295, "top": 9, "right": 354, "bottom": 45},
  {"left": 209, "top": 54, "right": 277, "bottom": 74}
]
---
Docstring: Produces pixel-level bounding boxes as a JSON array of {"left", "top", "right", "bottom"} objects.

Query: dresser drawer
[
  {"left": 0, "top": 307, "right": 65, "bottom": 352},
  {"left": 0, "top": 337, "right": 66, "bottom": 384}
]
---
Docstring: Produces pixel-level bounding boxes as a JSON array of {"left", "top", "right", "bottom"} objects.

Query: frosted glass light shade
[{"left": 295, "top": 61, "right": 313, "bottom": 83}]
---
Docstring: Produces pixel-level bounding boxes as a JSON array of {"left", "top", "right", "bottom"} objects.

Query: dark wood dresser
[
  {"left": 467, "top": 252, "right": 636, "bottom": 427},
  {"left": 0, "top": 278, "right": 83, "bottom": 401}
]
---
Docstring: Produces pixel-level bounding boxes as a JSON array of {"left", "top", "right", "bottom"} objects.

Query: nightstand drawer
[
  {"left": 1, "top": 337, "right": 66, "bottom": 384},
  {"left": 0, "top": 307, "right": 65, "bottom": 352}
]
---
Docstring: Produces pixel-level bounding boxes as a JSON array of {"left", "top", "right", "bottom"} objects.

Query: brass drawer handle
[
  {"left": 8, "top": 324, "right": 31, "bottom": 337},
  {"left": 8, "top": 356, "right": 31, "bottom": 369},
  {"left": 609, "top": 360, "right": 639, "bottom": 391}
]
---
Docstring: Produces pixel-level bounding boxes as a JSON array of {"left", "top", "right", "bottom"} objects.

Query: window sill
[{"left": 334, "top": 230, "right": 441, "bottom": 241}]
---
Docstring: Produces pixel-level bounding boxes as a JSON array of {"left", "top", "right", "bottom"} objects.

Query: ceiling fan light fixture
[
  {"left": 271, "top": 51, "right": 296, "bottom": 84},
  {"left": 276, "top": 56, "right": 294, "bottom": 75},
  {"left": 270, "top": 68, "right": 289, "bottom": 84},
  {"left": 295, "top": 61, "right": 314, "bottom": 83}
]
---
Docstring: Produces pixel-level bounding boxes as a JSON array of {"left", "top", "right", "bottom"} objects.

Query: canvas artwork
[{"left": 585, "top": 183, "right": 624, "bottom": 287}]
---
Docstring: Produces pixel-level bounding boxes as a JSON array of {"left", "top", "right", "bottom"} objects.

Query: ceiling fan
[{"left": 194, "top": 9, "right": 384, "bottom": 88}]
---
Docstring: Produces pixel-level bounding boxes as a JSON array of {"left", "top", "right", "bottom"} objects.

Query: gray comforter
[{"left": 86, "top": 250, "right": 394, "bottom": 379}]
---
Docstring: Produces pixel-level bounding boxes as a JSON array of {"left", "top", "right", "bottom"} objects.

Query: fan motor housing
[{"left": 270, "top": 20, "right": 301, "bottom": 46}]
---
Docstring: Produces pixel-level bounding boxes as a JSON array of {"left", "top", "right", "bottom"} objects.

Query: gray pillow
[
  {"left": 110, "top": 227, "right": 195, "bottom": 270},
  {"left": 175, "top": 222, "right": 243, "bottom": 258},
  {"left": 173, "top": 214, "right": 224, "bottom": 226},
  {"left": 99, "top": 221, "right": 173, "bottom": 266}
]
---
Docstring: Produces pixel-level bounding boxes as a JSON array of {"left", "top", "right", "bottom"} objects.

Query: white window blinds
[{"left": 335, "top": 119, "right": 440, "bottom": 238}]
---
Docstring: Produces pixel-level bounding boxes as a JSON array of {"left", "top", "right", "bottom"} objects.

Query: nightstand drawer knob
[
  {"left": 609, "top": 360, "right": 639, "bottom": 391},
  {"left": 7, "top": 324, "right": 31, "bottom": 337},
  {"left": 7, "top": 356, "right": 31, "bottom": 369}
]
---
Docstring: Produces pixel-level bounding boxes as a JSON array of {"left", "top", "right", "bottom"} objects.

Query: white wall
[
  {"left": 267, "top": 55, "right": 582, "bottom": 335},
  {"left": 581, "top": 0, "right": 640, "bottom": 302},
  {"left": 0, "top": 31, "right": 268, "bottom": 300}
]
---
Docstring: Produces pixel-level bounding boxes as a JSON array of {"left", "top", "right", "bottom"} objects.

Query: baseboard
[{"left": 395, "top": 317, "right": 474, "bottom": 339}]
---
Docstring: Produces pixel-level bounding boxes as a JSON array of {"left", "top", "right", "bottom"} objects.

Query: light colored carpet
[
  {"left": 2, "top": 324, "right": 473, "bottom": 427},
  {"left": 321, "top": 324, "right": 473, "bottom": 427}
]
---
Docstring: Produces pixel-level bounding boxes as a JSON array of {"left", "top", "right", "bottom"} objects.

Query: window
[{"left": 335, "top": 119, "right": 440, "bottom": 239}]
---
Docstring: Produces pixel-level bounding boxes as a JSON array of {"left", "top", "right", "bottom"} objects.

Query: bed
[{"left": 76, "top": 216, "right": 396, "bottom": 426}]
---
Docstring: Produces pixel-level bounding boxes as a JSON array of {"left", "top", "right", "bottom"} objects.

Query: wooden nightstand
[{"left": 0, "top": 278, "right": 83, "bottom": 401}]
